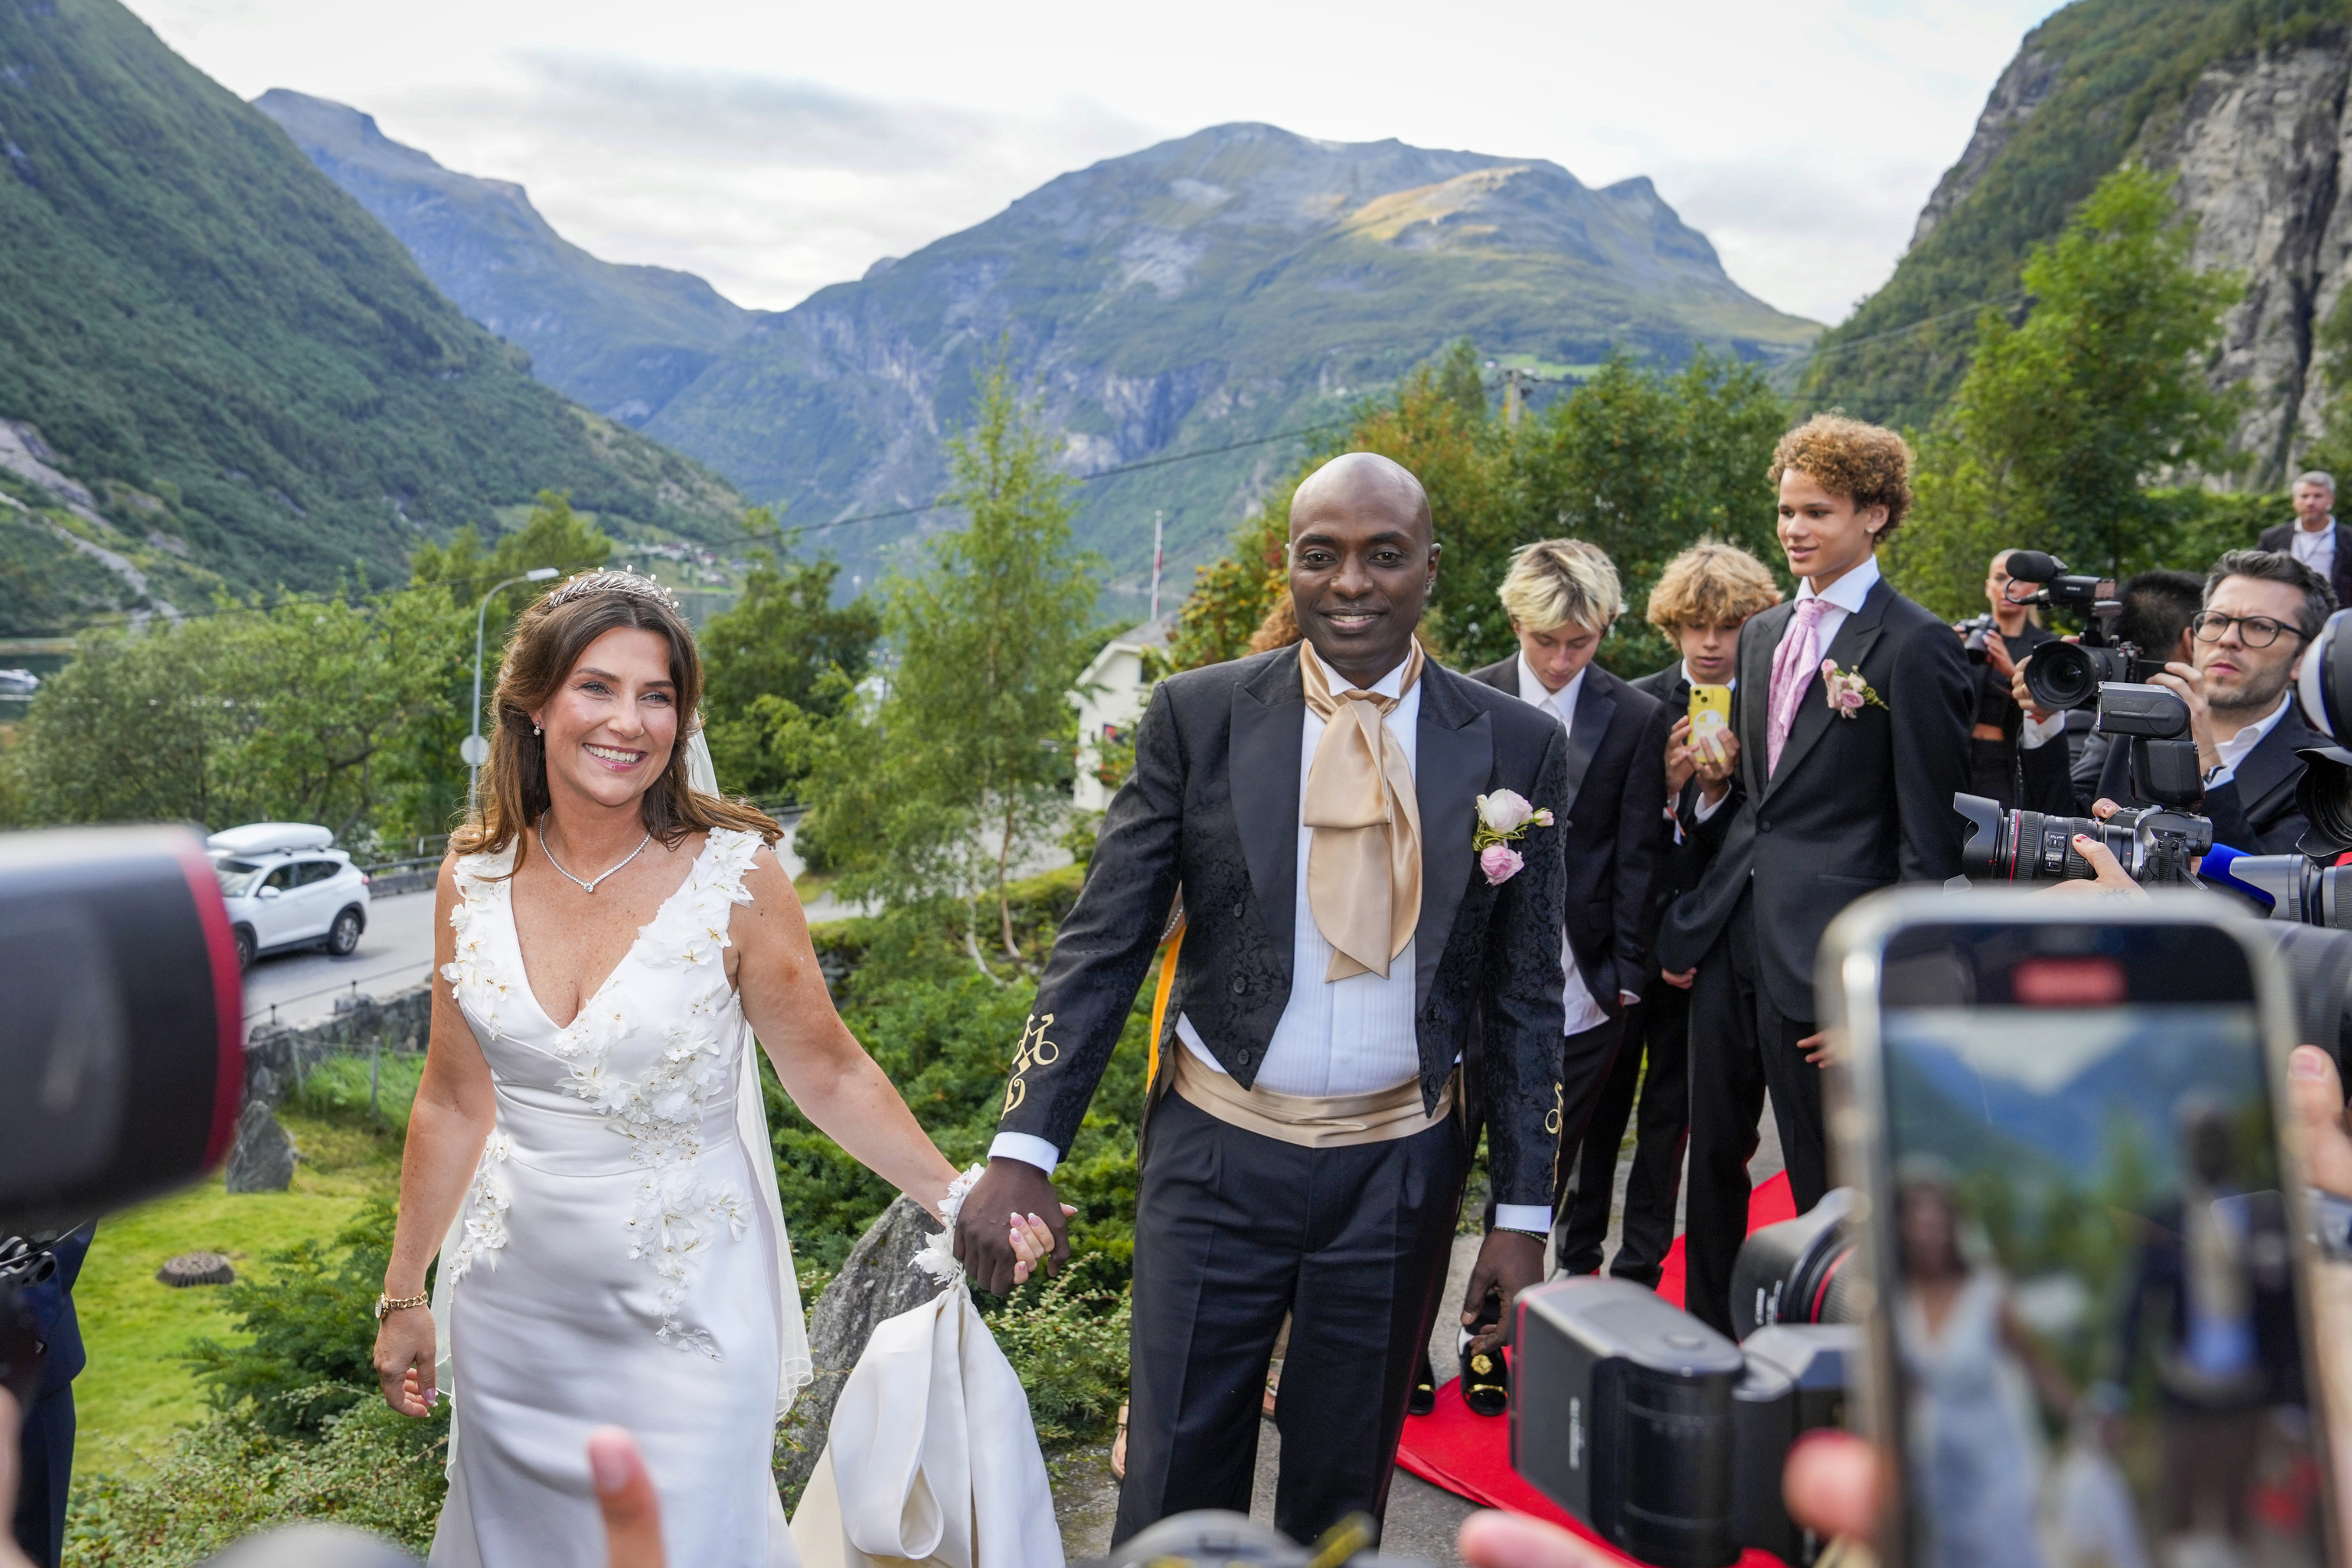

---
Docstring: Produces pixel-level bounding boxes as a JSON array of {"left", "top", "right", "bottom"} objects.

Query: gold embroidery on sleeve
[
  {"left": 1002, "top": 1011, "right": 1060, "bottom": 1119},
  {"left": 1544, "top": 1081, "right": 1563, "bottom": 1138}
]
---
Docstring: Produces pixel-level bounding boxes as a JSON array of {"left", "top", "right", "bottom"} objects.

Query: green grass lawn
[{"left": 73, "top": 1112, "right": 403, "bottom": 1473}]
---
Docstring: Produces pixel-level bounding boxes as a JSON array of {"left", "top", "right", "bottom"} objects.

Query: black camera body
[
  {"left": 1956, "top": 613, "right": 1997, "bottom": 665},
  {"left": 2003, "top": 551, "right": 2165, "bottom": 712},
  {"left": 1513, "top": 1202, "right": 1867, "bottom": 1568}
]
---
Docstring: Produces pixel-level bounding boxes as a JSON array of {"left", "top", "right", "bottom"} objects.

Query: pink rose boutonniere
[
  {"left": 1474, "top": 789, "right": 1556, "bottom": 886},
  {"left": 1820, "top": 659, "right": 1886, "bottom": 719}
]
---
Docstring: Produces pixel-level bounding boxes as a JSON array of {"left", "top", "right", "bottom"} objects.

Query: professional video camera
[
  {"left": 1509, "top": 1200, "right": 1862, "bottom": 1568},
  {"left": 1952, "top": 681, "right": 2211, "bottom": 887},
  {"left": 1, "top": 827, "right": 244, "bottom": 1408},
  {"left": 2002, "top": 550, "right": 2167, "bottom": 710}
]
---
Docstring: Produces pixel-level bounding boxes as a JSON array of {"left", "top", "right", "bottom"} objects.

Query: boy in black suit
[
  {"left": 1656, "top": 416, "right": 1974, "bottom": 1338},
  {"left": 1468, "top": 540, "right": 1672, "bottom": 1243},
  {"left": 1557, "top": 541, "right": 1782, "bottom": 1289}
]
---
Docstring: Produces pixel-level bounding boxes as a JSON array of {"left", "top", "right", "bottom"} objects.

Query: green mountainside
[
  {"left": 270, "top": 113, "right": 1817, "bottom": 610},
  {"left": 646, "top": 126, "right": 1820, "bottom": 604},
  {"left": 1800, "top": 0, "right": 2352, "bottom": 426},
  {"left": 254, "top": 90, "right": 761, "bottom": 426},
  {"left": 0, "top": 0, "right": 740, "bottom": 624}
]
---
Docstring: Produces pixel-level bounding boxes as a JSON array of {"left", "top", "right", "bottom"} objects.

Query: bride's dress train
[{"left": 426, "top": 828, "right": 810, "bottom": 1568}]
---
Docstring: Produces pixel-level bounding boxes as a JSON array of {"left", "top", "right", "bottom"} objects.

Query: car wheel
[
  {"left": 234, "top": 926, "right": 256, "bottom": 972},
  {"left": 327, "top": 907, "right": 363, "bottom": 957}
]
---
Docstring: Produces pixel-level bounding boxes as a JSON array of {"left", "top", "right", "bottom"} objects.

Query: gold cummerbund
[{"left": 1171, "top": 1044, "right": 1452, "bottom": 1149}]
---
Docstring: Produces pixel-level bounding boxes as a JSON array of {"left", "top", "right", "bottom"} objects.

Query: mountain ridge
[{"left": 268, "top": 109, "right": 1818, "bottom": 607}]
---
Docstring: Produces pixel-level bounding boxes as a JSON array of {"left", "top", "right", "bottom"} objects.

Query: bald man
[{"left": 956, "top": 452, "right": 1572, "bottom": 1545}]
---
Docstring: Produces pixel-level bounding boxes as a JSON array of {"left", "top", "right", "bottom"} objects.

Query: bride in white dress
[{"left": 370, "top": 570, "right": 1051, "bottom": 1568}]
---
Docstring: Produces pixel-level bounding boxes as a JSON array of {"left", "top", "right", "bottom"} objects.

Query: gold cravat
[{"left": 1298, "top": 639, "right": 1425, "bottom": 981}]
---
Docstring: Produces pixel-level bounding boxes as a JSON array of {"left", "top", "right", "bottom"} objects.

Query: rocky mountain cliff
[
  {"left": 276, "top": 114, "right": 1816, "bottom": 605},
  {"left": 255, "top": 90, "right": 763, "bottom": 426},
  {"left": 1803, "top": 0, "right": 2352, "bottom": 486}
]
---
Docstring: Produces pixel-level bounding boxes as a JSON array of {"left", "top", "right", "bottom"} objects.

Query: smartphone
[
  {"left": 1688, "top": 683, "right": 1733, "bottom": 733},
  {"left": 1821, "top": 890, "right": 2338, "bottom": 1568}
]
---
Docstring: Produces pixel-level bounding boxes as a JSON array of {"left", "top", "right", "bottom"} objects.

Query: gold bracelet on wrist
[{"left": 375, "top": 1290, "right": 430, "bottom": 1321}]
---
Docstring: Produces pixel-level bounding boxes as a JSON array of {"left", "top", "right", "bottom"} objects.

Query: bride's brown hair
[{"left": 452, "top": 573, "right": 781, "bottom": 871}]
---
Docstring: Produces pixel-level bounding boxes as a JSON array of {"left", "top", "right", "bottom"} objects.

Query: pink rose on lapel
[
  {"left": 1480, "top": 844, "right": 1524, "bottom": 886},
  {"left": 1819, "top": 659, "right": 1886, "bottom": 719}
]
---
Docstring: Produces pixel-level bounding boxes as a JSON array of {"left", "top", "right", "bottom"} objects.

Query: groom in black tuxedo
[
  {"left": 954, "top": 452, "right": 1571, "bottom": 1546},
  {"left": 1655, "top": 415, "right": 1973, "bottom": 1338}
]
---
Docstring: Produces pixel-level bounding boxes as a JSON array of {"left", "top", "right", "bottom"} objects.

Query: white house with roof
[{"left": 1071, "top": 617, "right": 1174, "bottom": 812}]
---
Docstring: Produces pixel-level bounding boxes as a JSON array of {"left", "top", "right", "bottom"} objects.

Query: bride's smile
[{"left": 531, "top": 626, "right": 678, "bottom": 812}]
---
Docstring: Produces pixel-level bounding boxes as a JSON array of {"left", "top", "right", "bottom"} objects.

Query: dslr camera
[
  {"left": 1509, "top": 1197, "right": 1862, "bottom": 1568},
  {"left": 2002, "top": 550, "right": 2166, "bottom": 710}
]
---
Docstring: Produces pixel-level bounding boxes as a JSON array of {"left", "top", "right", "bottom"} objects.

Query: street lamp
[{"left": 466, "top": 567, "right": 560, "bottom": 812}]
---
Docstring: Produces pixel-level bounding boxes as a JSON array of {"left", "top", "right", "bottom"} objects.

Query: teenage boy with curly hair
[{"left": 1654, "top": 416, "right": 1974, "bottom": 1335}]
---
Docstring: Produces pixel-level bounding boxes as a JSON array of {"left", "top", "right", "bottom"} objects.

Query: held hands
[{"left": 952, "top": 1156, "right": 1072, "bottom": 1294}]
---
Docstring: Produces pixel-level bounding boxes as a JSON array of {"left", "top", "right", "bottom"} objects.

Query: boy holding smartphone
[{"left": 1557, "top": 541, "right": 1782, "bottom": 1287}]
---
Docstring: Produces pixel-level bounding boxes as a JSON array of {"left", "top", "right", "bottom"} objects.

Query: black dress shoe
[
  {"left": 1459, "top": 1301, "right": 1509, "bottom": 1417},
  {"left": 1408, "top": 1347, "right": 1436, "bottom": 1416}
]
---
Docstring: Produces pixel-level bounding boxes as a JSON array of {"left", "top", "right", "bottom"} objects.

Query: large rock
[
  {"left": 224, "top": 1099, "right": 298, "bottom": 1193},
  {"left": 773, "top": 1194, "right": 947, "bottom": 1504}
]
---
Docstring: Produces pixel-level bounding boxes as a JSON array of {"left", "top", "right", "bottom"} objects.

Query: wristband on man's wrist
[{"left": 1495, "top": 1226, "right": 1550, "bottom": 1243}]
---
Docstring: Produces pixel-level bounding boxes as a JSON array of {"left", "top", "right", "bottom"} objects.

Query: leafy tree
[
  {"left": 700, "top": 550, "right": 880, "bottom": 799},
  {"left": 787, "top": 364, "right": 1100, "bottom": 976},
  {"left": 1889, "top": 165, "right": 2243, "bottom": 612},
  {"left": 15, "top": 584, "right": 454, "bottom": 841}
]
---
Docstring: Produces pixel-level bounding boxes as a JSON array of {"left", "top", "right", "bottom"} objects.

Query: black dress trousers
[
  {"left": 1681, "top": 888, "right": 1831, "bottom": 1338},
  {"left": 1114, "top": 1090, "right": 1468, "bottom": 1547},
  {"left": 1557, "top": 985, "right": 1690, "bottom": 1287}
]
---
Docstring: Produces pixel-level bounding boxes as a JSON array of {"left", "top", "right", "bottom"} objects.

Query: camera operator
[
  {"left": 1959, "top": 550, "right": 2058, "bottom": 809},
  {"left": 2019, "top": 553, "right": 2334, "bottom": 853},
  {"left": 2014, "top": 569, "right": 2203, "bottom": 815}
]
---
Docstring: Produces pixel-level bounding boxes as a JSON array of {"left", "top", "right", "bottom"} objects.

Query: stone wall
[{"left": 226, "top": 982, "right": 431, "bottom": 1192}]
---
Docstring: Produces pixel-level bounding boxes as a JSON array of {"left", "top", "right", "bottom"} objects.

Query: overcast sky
[{"left": 135, "top": 0, "right": 2065, "bottom": 328}]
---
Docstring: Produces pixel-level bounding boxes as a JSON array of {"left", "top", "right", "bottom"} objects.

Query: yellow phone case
[{"left": 1687, "top": 684, "right": 1732, "bottom": 728}]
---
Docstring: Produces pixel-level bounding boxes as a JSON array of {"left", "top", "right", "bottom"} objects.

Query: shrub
[
  {"left": 985, "top": 1259, "right": 1132, "bottom": 1446},
  {"left": 68, "top": 1390, "right": 446, "bottom": 1566},
  {"left": 184, "top": 1201, "right": 410, "bottom": 1437}
]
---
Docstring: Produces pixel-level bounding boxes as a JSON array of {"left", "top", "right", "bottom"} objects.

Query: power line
[{"left": 1803, "top": 292, "right": 2029, "bottom": 362}]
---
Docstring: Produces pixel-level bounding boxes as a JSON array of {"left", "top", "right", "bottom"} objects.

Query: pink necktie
[{"left": 1766, "top": 596, "right": 1834, "bottom": 778}]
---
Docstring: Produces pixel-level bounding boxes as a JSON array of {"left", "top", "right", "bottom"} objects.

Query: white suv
[{"left": 208, "top": 822, "right": 372, "bottom": 972}]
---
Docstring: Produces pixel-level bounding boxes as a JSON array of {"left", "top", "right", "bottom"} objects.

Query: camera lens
[
  {"left": 2023, "top": 641, "right": 2102, "bottom": 711},
  {"left": 1952, "top": 794, "right": 2014, "bottom": 878},
  {"left": 2296, "top": 746, "right": 2352, "bottom": 858}
]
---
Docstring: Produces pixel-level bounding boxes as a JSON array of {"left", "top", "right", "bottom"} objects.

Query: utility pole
[
  {"left": 465, "top": 567, "right": 560, "bottom": 812},
  {"left": 1502, "top": 366, "right": 1527, "bottom": 429},
  {"left": 1150, "top": 510, "right": 1165, "bottom": 625}
]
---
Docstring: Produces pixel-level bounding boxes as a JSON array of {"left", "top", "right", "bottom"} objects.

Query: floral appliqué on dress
[{"left": 441, "top": 831, "right": 763, "bottom": 1356}]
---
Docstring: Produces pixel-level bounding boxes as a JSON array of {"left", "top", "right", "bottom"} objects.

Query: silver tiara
[{"left": 543, "top": 567, "right": 680, "bottom": 610}]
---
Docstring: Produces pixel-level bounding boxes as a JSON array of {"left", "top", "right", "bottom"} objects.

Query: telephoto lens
[
  {"left": 2020, "top": 639, "right": 2117, "bottom": 713},
  {"left": 1953, "top": 794, "right": 2135, "bottom": 884}
]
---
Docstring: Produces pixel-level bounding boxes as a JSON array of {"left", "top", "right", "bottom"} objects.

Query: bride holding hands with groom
[{"left": 368, "top": 569, "right": 1055, "bottom": 1568}]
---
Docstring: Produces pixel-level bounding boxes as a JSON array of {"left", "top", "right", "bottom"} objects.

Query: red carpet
[{"left": 1394, "top": 1173, "right": 1798, "bottom": 1567}]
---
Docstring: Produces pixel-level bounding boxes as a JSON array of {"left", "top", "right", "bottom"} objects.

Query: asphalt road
[{"left": 235, "top": 884, "right": 442, "bottom": 1031}]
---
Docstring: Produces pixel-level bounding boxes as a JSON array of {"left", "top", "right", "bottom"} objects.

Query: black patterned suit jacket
[{"left": 993, "top": 643, "right": 1573, "bottom": 1208}]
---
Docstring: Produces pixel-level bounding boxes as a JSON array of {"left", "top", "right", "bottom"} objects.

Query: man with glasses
[{"left": 2079, "top": 549, "right": 2335, "bottom": 854}]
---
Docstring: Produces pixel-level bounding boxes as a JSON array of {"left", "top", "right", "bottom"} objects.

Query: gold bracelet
[{"left": 375, "top": 1290, "right": 429, "bottom": 1321}]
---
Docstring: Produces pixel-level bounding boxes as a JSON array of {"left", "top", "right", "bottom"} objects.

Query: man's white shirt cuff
[
  {"left": 988, "top": 1132, "right": 1061, "bottom": 1174},
  {"left": 1495, "top": 1204, "right": 1553, "bottom": 1233},
  {"left": 1691, "top": 788, "right": 1728, "bottom": 824},
  {"left": 2017, "top": 710, "right": 2067, "bottom": 750}
]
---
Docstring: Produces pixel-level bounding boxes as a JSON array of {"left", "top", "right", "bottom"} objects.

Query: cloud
[{"left": 357, "top": 54, "right": 1157, "bottom": 310}]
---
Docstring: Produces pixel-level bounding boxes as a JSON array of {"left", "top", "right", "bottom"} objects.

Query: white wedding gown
[{"left": 426, "top": 828, "right": 812, "bottom": 1568}]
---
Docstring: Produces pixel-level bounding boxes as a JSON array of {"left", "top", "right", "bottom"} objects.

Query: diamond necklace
[{"left": 537, "top": 823, "right": 652, "bottom": 895}]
